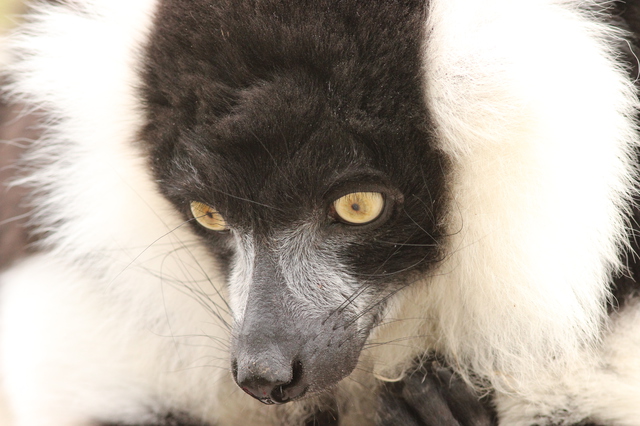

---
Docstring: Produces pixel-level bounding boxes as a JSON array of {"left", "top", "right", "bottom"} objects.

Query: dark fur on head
[
  {"left": 140, "top": 0, "right": 451, "bottom": 406},
  {"left": 141, "top": 0, "right": 449, "bottom": 286}
]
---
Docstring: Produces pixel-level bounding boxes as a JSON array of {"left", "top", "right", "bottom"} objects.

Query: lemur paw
[{"left": 376, "top": 357, "right": 496, "bottom": 426}]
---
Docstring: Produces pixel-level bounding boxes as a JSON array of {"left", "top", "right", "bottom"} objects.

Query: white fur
[
  {"left": 276, "top": 226, "right": 366, "bottom": 312},
  {"left": 426, "top": 0, "right": 638, "bottom": 382},
  {"left": 369, "top": 0, "right": 640, "bottom": 424},
  {"left": 1, "top": 0, "right": 237, "bottom": 424},
  {"left": 2, "top": 0, "right": 640, "bottom": 425},
  {"left": 228, "top": 232, "right": 255, "bottom": 322}
]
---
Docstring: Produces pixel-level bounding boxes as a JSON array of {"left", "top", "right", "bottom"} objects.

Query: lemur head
[{"left": 141, "top": 0, "right": 446, "bottom": 404}]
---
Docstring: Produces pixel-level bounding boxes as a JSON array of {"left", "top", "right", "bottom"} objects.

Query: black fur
[{"left": 140, "top": 0, "right": 448, "bottom": 287}]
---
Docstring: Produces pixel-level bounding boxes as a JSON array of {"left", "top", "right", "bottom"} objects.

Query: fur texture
[{"left": 1, "top": 0, "right": 640, "bottom": 425}]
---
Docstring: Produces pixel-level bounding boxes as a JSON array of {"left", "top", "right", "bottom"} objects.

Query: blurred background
[
  {"left": 0, "top": 3, "right": 30, "bottom": 424},
  {"left": 0, "top": 3, "right": 25, "bottom": 422},
  {"left": 0, "top": 0, "right": 22, "bottom": 33},
  {"left": 0, "top": 0, "right": 34, "bottom": 275}
]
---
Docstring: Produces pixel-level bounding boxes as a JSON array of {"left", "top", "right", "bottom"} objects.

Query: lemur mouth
[{"left": 243, "top": 384, "right": 309, "bottom": 405}]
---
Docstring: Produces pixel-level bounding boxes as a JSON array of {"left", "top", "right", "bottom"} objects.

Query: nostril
[
  {"left": 270, "top": 359, "right": 305, "bottom": 403},
  {"left": 240, "top": 378, "right": 281, "bottom": 403},
  {"left": 291, "top": 359, "right": 303, "bottom": 387},
  {"left": 236, "top": 359, "right": 307, "bottom": 404},
  {"left": 270, "top": 384, "right": 287, "bottom": 403}
]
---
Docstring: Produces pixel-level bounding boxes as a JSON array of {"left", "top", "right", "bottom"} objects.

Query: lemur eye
[
  {"left": 190, "top": 201, "right": 228, "bottom": 231},
  {"left": 331, "top": 192, "right": 385, "bottom": 225}
]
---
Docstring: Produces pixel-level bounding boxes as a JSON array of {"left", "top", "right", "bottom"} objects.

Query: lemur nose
[{"left": 233, "top": 358, "right": 306, "bottom": 404}]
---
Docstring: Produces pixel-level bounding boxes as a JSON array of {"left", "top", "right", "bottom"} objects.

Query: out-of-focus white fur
[
  {"left": 1, "top": 0, "right": 241, "bottom": 424},
  {"left": 370, "top": 0, "right": 640, "bottom": 424},
  {"left": 1, "top": 0, "right": 640, "bottom": 425},
  {"left": 428, "top": 0, "right": 638, "bottom": 386}
]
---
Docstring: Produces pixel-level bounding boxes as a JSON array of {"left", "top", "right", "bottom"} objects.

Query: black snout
[
  {"left": 231, "top": 304, "right": 364, "bottom": 405},
  {"left": 233, "top": 357, "right": 306, "bottom": 404},
  {"left": 231, "top": 249, "right": 367, "bottom": 404}
]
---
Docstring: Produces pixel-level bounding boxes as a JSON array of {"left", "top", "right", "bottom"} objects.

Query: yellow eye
[
  {"left": 190, "top": 201, "right": 228, "bottom": 231},
  {"left": 332, "top": 192, "right": 385, "bottom": 225}
]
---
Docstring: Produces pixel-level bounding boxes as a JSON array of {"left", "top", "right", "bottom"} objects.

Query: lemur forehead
[
  {"left": 142, "top": 0, "right": 432, "bottom": 133},
  {"left": 140, "top": 0, "right": 444, "bottom": 228}
]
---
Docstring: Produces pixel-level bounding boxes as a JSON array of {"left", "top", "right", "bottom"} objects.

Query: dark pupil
[
  {"left": 206, "top": 212, "right": 214, "bottom": 218},
  {"left": 351, "top": 203, "right": 360, "bottom": 212}
]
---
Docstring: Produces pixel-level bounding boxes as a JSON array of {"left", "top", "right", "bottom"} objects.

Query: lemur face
[{"left": 141, "top": 0, "right": 447, "bottom": 404}]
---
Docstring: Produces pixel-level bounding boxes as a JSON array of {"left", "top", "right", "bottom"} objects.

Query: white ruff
[{"left": 369, "top": 0, "right": 640, "bottom": 424}]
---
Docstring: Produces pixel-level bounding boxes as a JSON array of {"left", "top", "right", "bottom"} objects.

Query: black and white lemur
[{"left": 2, "top": 0, "right": 640, "bottom": 425}]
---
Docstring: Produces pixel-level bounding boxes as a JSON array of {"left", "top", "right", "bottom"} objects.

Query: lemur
[{"left": 1, "top": 1, "right": 640, "bottom": 425}]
